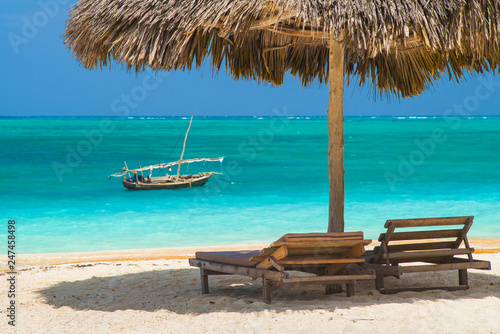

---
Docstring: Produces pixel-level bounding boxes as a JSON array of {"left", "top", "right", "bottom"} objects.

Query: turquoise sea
[{"left": 2, "top": 117, "right": 500, "bottom": 254}]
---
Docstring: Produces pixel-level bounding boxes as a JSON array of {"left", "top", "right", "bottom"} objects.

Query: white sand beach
[{"left": 1, "top": 240, "right": 499, "bottom": 333}]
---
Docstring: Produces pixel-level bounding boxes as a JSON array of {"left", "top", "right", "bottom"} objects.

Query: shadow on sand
[{"left": 37, "top": 266, "right": 500, "bottom": 314}]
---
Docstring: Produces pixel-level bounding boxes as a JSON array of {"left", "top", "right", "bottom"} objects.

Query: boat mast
[
  {"left": 137, "top": 161, "right": 144, "bottom": 178},
  {"left": 177, "top": 115, "right": 193, "bottom": 178},
  {"left": 124, "top": 161, "right": 130, "bottom": 178}
]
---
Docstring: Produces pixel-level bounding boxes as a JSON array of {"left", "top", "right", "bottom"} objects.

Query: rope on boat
[{"left": 165, "top": 119, "right": 192, "bottom": 162}]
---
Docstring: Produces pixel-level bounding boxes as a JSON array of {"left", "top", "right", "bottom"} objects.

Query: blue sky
[{"left": 2, "top": 1, "right": 500, "bottom": 117}]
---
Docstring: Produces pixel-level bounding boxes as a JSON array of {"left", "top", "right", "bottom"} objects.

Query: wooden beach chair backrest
[
  {"left": 250, "top": 232, "right": 371, "bottom": 273},
  {"left": 373, "top": 216, "right": 475, "bottom": 265}
]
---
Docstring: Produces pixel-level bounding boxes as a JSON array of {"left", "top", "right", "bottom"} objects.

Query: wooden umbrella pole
[
  {"left": 177, "top": 115, "right": 194, "bottom": 177},
  {"left": 327, "top": 35, "right": 345, "bottom": 233}
]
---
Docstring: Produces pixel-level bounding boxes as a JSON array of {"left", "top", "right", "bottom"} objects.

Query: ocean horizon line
[{"left": 2, "top": 115, "right": 500, "bottom": 119}]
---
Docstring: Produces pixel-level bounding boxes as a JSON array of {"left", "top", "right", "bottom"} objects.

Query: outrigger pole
[{"left": 177, "top": 115, "right": 193, "bottom": 178}]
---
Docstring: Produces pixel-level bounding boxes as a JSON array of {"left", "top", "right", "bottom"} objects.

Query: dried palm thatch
[{"left": 64, "top": 0, "right": 500, "bottom": 98}]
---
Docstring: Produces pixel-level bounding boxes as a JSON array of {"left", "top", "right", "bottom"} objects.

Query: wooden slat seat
[
  {"left": 189, "top": 232, "right": 374, "bottom": 303},
  {"left": 271, "top": 239, "right": 371, "bottom": 248},
  {"left": 274, "top": 232, "right": 364, "bottom": 244},
  {"left": 367, "top": 216, "right": 491, "bottom": 294},
  {"left": 385, "top": 217, "right": 472, "bottom": 228},
  {"left": 379, "top": 241, "right": 457, "bottom": 253},
  {"left": 257, "top": 244, "right": 361, "bottom": 257},
  {"left": 195, "top": 250, "right": 260, "bottom": 267},
  {"left": 378, "top": 229, "right": 462, "bottom": 241},
  {"left": 277, "top": 257, "right": 366, "bottom": 265},
  {"left": 381, "top": 248, "right": 474, "bottom": 260}
]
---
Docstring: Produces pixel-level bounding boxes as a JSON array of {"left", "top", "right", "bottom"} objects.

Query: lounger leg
[
  {"left": 458, "top": 269, "right": 468, "bottom": 287},
  {"left": 375, "top": 272, "right": 385, "bottom": 291},
  {"left": 346, "top": 284, "right": 355, "bottom": 297},
  {"left": 262, "top": 279, "right": 272, "bottom": 304},
  {"left": 200, "top": 269, "right": 209, "bottom": 294}
]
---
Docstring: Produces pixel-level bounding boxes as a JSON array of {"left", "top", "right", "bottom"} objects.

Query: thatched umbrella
[{"left": 64, "top": 0, "right": 500, "bottom": 232}]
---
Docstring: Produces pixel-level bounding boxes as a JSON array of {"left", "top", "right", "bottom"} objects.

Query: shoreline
[
  {"left": 10, "top": 243, "right": 268, "bottom": 270},
  {"left": 8, "top": 238, "right": 500, "bottom": 270},
  {"left": 2, "top": 240, "right": 499, "bottom": 333}
]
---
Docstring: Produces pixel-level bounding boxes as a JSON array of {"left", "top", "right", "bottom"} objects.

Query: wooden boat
[
  {"left": 122, "top": 172, "right": 215, "bottom": 190},
  {"left": 109, "top": 116, "right": 223, "bottom": 190}
]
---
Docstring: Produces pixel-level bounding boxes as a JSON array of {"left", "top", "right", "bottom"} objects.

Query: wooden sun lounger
[
  {"left": 189, "top": 232, "right": 375, "bottom": 303},
  {"left": 366, "top": 216, "right": 491, "bottom": 294}
]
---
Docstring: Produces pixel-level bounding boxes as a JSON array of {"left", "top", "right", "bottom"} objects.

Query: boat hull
[{"left": 122, "top": 173, "right": 213, "bottom": 190}]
